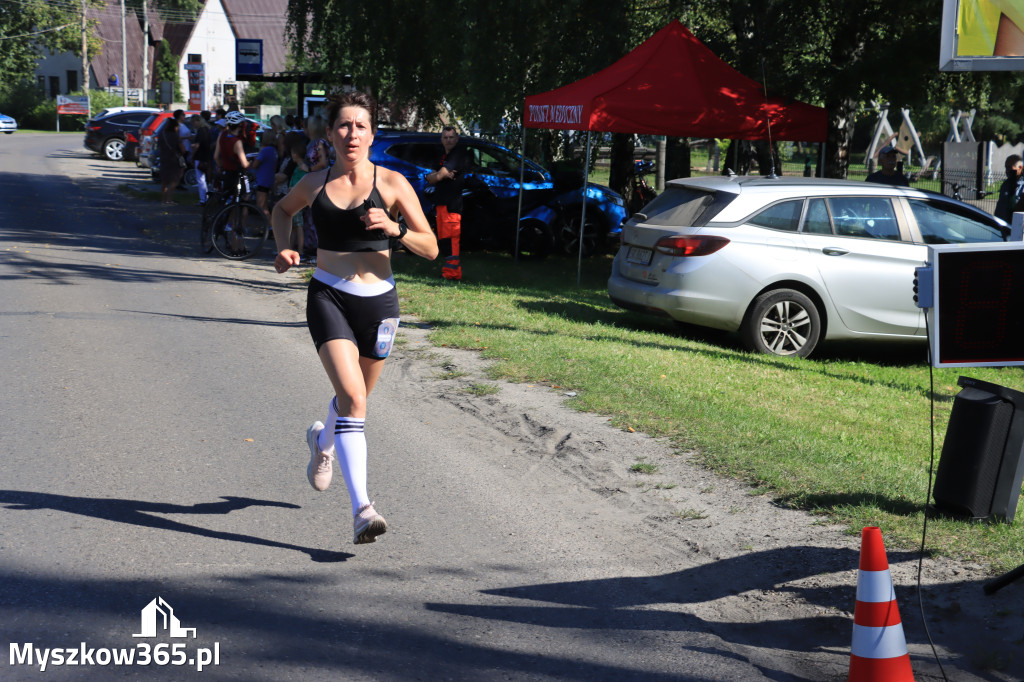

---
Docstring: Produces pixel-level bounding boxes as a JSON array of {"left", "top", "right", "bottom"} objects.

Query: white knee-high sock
[
  {"left": 317, "top": 397, "right": 339, "bottom": 454},
  {"left": 333, "top": 416, "right": 370, "bottom": 515}
]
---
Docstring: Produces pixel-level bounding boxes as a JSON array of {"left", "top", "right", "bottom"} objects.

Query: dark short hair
[
  {"left": 285, "top": 131, "right": 306, "bottom": 156},
  {"left": 325, "top": 91, "right": 378, "bottom": 134},
  {"left": 442, "top": 125, "right": 457, "bottom": 134},
  {"left": 173, "top": 109, "right": 185, "bottom": 120},
  {"left": 1007, "top": 154, "right": 1022, "bottom": 169}
]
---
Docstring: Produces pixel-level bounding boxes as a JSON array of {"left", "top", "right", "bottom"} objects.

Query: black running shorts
[{"left": 306, "top": 277, "right": 400, "bottom": 358}]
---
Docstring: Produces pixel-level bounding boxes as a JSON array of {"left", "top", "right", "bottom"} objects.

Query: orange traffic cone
[{"left": 848, "top": 526, "right": 915, "bottom": 681}]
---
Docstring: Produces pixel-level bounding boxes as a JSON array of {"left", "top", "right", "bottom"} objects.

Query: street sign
[{"left": 236, "top": 39, "right": 263, "bottom": 77}]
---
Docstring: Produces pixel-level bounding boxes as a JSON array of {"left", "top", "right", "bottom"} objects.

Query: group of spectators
[
  {"left": 158, "top": 107, "right": 259, "bottom": 205},
  {"left": 159, "top": 108, "right": 335, "bottom": 261}
]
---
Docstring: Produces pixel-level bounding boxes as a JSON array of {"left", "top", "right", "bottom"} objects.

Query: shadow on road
[{"left": 0, "top": 490, "right": 350, "bottom": 563}]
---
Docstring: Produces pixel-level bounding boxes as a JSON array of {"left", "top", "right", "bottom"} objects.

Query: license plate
[{"left": 626, "top": 246, "right": 653, "bottom": 265}]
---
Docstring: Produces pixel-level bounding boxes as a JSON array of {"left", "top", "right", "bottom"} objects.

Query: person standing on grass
[
  {"left": 995, "top": 154, "right": 1024, "bottom": 223},
  {"left": 271, "top": 91, "right": 438, "bottom": 545},
  {"left": 189, "top": 114, "right": 213, "bottom": 205},
  {"left": 251, "top": 129, "right": 278, "bottom": 218},
  {"left": 158, "top": 114, "right": 186, "bottom": 205},
  {"left": 865, "top": 144, "right": 909, "bottom": 187},
  {"left": 426, "top": 125, "right": 470, "bottom": 280}
]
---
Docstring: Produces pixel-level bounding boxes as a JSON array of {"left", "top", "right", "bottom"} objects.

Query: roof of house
[
  {"left": 88, "top": 0, "right": 150, "bottom": 88},
  {"left": 222, "top": 0, "right": 290, "bottom": 74},
  {"left": 87, "top": 0, "right": 289, "bottom": 89}
]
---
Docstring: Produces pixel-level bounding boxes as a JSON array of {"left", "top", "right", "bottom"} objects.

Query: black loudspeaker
[{"left": 933, "top": 377, "right": 1024, "bottom": 523}]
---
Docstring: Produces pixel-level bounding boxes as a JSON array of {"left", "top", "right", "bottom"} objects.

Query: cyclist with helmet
[{"left": 214, "top": 111, "right": 251, "bottom": 191}]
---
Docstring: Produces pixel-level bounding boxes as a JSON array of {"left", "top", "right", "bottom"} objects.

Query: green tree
[
  {"left": 243, "top": 80, "right": 297, "bottom": 110},
  {"left": 154, "top": 38, "right": 182, "bottom": 102},
  {"left": 285, "top": 0, "right": 1017, "bottom": 180},
  {"left": 0, "top": 0, "right": 103, "bottom": 96}
]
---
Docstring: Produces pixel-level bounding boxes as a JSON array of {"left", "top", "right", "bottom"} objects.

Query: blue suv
[{"left": 369, "top": 132, "right": 627, "bottom": 259}]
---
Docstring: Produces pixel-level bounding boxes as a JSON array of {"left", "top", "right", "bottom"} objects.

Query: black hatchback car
[{"left": 83, "top": 108, "right": 159, "bottom": 161}]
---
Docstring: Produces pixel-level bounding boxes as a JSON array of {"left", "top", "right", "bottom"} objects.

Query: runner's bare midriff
[{"left": 315, "top": 249, "right": 393, "bottom": 284}]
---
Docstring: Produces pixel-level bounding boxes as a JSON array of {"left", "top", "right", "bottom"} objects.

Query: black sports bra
[{"left": 310, "top": 164, "right": 391, "bottom": 252}]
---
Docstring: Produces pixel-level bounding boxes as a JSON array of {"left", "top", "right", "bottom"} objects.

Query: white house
[{"left": 33, "top": 0, "right": 288, "bottom": 111}]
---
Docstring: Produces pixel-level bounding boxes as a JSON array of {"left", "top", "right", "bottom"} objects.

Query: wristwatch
[{"left": 396, "top": 221, "right": 408, "bottom": 240}]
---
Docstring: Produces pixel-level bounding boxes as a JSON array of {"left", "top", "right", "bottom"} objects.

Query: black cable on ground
[{"left": 917, "top": 317, "right": 948, "bottom": 681}]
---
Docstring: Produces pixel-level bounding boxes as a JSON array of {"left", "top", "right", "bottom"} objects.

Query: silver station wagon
[{"left": 608, "top": 176, "right": 1013, "bottom": 357}]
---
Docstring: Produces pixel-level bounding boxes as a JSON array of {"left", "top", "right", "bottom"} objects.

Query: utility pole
[
  {"left": 120, "top": 0, "right": 128, "bottom": 106},
  {"left": 141, "top": 0, "right": 149, "bottom": 105},
  {"left": 80, "top": 0, "right": 89, "bottom": 102}
]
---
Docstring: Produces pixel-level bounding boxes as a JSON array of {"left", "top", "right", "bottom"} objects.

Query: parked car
[
  {"left": 92, "top": 106, "right": 159, "bottom": 121},
  {"left": 136, "top": 110, "right": 202, "bottom": 171},
  {"left": 369, "top": 131, "right": 627, "bottom": 259},
  {"left": 0, "top": 112, "right": 17, "bottom": 134},
  {"left": 84, "top": 107, "right": 159, "bottom": 161},
  {"left": 608, "top": 176, "right": 1013, "bottom": 357}
]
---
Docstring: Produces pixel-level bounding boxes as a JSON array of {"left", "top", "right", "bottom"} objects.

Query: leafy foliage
[
  {"left": 0, "top": 0, "right": 102, "bottom": 93},
  {"left": 154, "top": 39, "right": 182, "bottom": 102},
  {"left": 243, "top": 80, "right": 298, "bottom": 109}
]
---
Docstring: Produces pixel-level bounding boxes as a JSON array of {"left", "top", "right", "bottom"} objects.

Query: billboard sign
[
  {"left": 236, "top": 39, "right": 263, "bottom": 77},
  {"left": 185, "top": 63, "right": 205, "bottom": 111},
  {"left": 940, "top": 0, "right": 1024, "bottom": 71},
  {"left": 56, "top": 95, "right": 89, "bottom": 116}
]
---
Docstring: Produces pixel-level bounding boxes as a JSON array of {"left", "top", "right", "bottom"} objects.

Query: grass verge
[{"left": 391, "top": 249, "right": 1024, "bottom": 572}]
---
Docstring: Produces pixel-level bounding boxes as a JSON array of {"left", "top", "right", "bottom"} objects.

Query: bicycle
[
  {"left": 946, "top": 182, "right": 990, "bottom": 203},
  {"left": 207, "top": 171, "right": 270, "bottom": 260},
  {"left": 625, "top": 159, "right": 658, "bottom": 215}
]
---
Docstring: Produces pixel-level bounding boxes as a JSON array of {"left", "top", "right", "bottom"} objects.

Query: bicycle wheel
[{"left": 210, "top": 202, "right": 269, "bottom": 260}]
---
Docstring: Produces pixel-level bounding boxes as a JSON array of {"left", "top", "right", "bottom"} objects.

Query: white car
[
  {"left": 93, "top": 106, "right": 160, "bottom": 118},
  {"left": 0, "top": 112, "right": 17, "bottom": 134},
  {"left": 608, "top": 176, "right": 1012, "bottom": 357}
]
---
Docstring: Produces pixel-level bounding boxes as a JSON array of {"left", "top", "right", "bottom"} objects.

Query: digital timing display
[{"left": 933, "top": 245, "right": 1024, "bottom": 367}]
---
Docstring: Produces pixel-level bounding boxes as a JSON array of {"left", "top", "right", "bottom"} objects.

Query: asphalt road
[{"left": 0, "top": 133, "right": 906, "bottom": 681}]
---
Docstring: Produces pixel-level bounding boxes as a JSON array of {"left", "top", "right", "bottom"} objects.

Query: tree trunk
[
  {"left": 665, "top": 138, "right": 690, "bottom": 179},
  {"left": 608, "top": 133, "right": 633, "bottom": 196},
  {"left": 722, "top": 140, "right": 752, "bottom": 175},
  {"left": 825, "top": 96, "right": 857, "bottom": 179}
]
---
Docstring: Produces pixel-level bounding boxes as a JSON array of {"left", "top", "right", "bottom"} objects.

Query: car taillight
[
  {"left": 654, "top": 235, "right": 730, "bottom": 257},
  {"left": 126, "top": 132, "right": 137, "bottom": 143},
  {"left": 87, "top": 124, "right": 101, "bottom": 131}
]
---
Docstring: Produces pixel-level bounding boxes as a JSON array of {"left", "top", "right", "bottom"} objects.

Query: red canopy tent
[
  {"left": 523, "top": 20, "right": 827, "bottom": 141},
  {"left": 516, "top": 21, "right": 827, "bottom": 279}
]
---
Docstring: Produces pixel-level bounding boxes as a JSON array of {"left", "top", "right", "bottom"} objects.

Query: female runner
[{"left": 271, "top": 91, "right": 438, "bottom": 544}]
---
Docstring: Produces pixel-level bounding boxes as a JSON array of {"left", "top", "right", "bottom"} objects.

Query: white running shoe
[
  {"left": 306, "top": 421, "right": 333, "bottom": 491},
  {"left": 354, "top": 503, "right": 387, "bottom": 544}
]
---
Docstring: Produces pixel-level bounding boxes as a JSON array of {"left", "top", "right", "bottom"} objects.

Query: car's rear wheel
[
  {"left": 741, "top": 289, "right": 821, "bottom": 358},
  {"left": 103, "top": 137, "right": 125, "bottom": 161}
]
